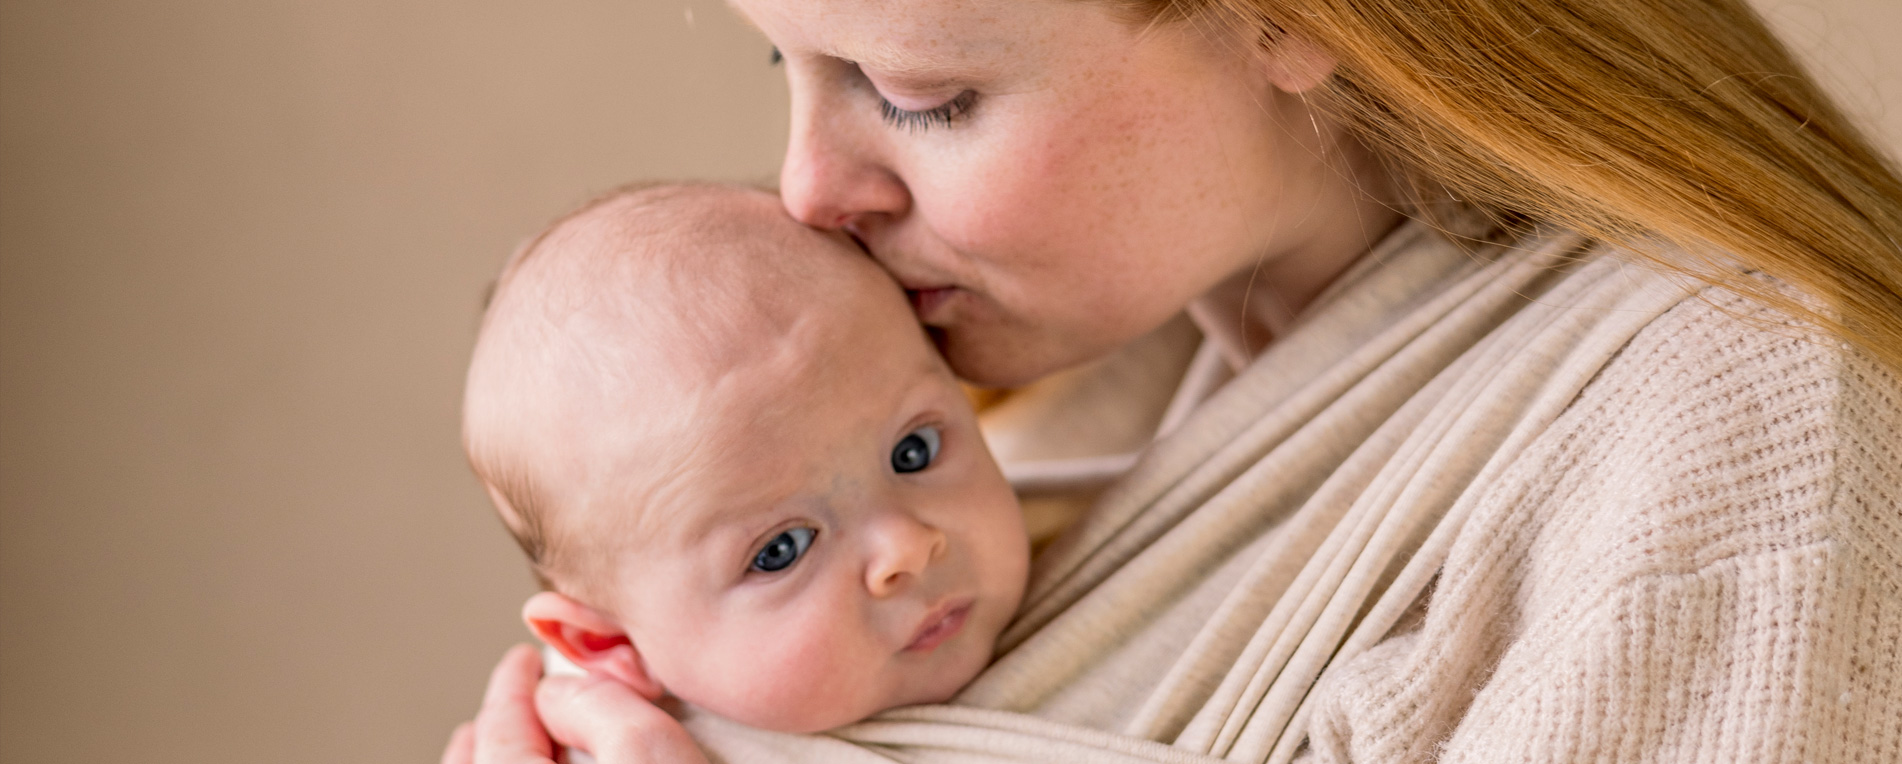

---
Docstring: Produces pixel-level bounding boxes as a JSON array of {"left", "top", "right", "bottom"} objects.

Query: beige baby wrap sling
[{"left": 678, "top": 220, "right": 1902, "bottom": 762}]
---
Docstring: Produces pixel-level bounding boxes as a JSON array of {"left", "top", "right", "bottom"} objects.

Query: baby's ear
[{"left": 522, "top": 591, "right": 666, "bottom": 701}]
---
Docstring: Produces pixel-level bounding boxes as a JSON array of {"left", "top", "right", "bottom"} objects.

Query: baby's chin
[
  {"left": 697, "top": 645, "right": 991, "bottom": 734},
  {"left": 704, "top": 693, "right": 896, "bottom": 735}
]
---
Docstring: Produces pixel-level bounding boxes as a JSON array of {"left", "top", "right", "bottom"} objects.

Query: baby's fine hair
[{"left": 461, "top": 181, "right": 836, "bottom": 598}]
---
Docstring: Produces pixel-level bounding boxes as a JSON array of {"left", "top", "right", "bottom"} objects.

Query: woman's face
[{"left": 735, "top": 0, "right": 1362, "bottom": 386}]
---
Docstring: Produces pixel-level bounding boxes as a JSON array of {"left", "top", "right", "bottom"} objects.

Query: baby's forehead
[
  {"left": 548, "top": 187, "right": 868, "bottom": 306},
  {"left": 496, "top": 185, "right": 925, "bottom": 455}
]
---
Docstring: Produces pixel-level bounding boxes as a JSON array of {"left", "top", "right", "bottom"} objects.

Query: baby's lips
[{"left": 904, "top": 597, "right": 974, "bottom": 652}]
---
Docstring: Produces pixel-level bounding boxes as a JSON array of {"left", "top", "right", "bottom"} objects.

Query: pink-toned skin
[
  {"left": 525, "top": 256, "right": 1029, "bottom": 733},
  {"left": 463, "top": 189, "right": 1028, "bottom": 762},
  {"left": 448, "top": 0, "right": 1404, "bottom": 758},
  {"left": 757, "top": 0, "right": 1399, "bottom": 386}
]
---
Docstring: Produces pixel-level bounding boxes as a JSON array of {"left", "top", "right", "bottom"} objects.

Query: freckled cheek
[
  {"left": 984, "top": 99, "right": 1188, "bottom": 260},
  {"left": 919, "top": 145, "right": 1073, "bottom": 266},
  {"left": 934, "top": 90, "right": 1105, "bottom": 232}
]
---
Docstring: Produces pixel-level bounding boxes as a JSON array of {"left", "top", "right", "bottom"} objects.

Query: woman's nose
[
  {"left": 864, "top": 513, "right": 947, "bottom": 598},
  {"left": 779, "top": 87, "right": 910, "bottom": 230}
]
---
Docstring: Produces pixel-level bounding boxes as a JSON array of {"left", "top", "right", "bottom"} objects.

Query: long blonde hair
[{"left": 1151, "top": 0, "right": 1902, "bottom": 369}]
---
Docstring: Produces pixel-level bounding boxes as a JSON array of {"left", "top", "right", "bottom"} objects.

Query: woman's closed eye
[
  {"left": 767, "top": 45, "right": 977, "bottom": 133},
  {"left": 879, "top": 90, "right": 977, "bottom": 132},
  {"left": 751, "top": 527, "right": 816, "bottom": 573},
  {"left": 891, "top": 425, "right": 942, "bottom": 473}
]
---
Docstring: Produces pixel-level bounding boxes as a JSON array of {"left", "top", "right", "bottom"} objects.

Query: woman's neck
[{"left": 1189, "top": 161, "right": 1407, "bottom": 372}]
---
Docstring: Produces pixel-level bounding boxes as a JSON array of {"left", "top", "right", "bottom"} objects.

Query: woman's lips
[
  {"left": 906, "top": 287, "right": 959, "bottom": 323},
  {"left": 905, "top": 600, "right": 973, "bottom": 653}
]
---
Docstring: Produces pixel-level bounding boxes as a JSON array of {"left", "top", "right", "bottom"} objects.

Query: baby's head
[{"left": 462, "top": 183, "right": 1028, "bottom": 733}]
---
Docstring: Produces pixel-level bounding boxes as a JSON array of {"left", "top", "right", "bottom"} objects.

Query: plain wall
[{"left": 0, "top": 1, "right": 1895, "bottom": 762}]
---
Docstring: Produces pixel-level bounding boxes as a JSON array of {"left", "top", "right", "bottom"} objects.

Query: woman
[{"left": 449, "top": 0, "right": 1902, "bottom": 761}]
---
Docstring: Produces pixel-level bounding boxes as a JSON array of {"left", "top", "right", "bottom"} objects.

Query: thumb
[{"left": 536, "top": 675, "right": 705, "bottom": 764}]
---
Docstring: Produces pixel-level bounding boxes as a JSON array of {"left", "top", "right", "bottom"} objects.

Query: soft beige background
[{"left": 0, "top": 1, "right": 1895, "bottom": 762}]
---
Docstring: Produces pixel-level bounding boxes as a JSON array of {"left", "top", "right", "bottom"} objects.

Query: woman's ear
[
  {"left": 522, "top": 591, "right": 666, "bottom": 701},
  {"left": 1260, "top": 34, "right": 1337, "bottom": 94}
]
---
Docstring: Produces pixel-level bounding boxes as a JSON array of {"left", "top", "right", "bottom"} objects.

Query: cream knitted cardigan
[{"left": 682, "top": 223, "right": 1902, "bottom": 763}]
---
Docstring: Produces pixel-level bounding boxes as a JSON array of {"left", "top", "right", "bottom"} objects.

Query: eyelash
[
  {"left": 879, "top": 91, "right": 977, "bottom": 132},
  {"left": 769, "top": 46, "right": 976, "bottom": 133}
]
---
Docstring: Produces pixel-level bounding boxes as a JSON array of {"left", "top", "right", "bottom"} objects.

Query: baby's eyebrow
[
  {"left": 663, "top": 503, "right": 730, "bottom": 548},
  {"left": 667, "top": 496, "right": 771, "bottom": 549}
]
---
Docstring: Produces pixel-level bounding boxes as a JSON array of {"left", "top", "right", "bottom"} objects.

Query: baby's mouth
[{"left": 904, "top": 599, "right": 973, "bottom": 653}]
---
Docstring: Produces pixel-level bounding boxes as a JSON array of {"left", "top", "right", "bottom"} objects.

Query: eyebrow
[
  {"left": 668, "top": 495, "right": 758, "bottom": 550},
  {"left": 665, "top": 475, "right": 797, "bottom": 552},
  {"left": 819, "top": 25, "right": 1021, "bottom": 86},
  {"left": 830, "top": 42, "right": 969, "bottom": 79}
]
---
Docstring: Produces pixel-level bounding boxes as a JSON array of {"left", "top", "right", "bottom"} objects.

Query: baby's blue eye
[
  {"left": 891, "top": 426, "right": 942, "bottom": 474},
  {"left": 752, "top": 527, "right": 815, "bottom": 573}
]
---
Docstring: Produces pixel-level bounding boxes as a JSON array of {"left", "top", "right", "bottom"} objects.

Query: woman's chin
[{"left": 937, "top": 328, "right": 1106, "bottom": 389}]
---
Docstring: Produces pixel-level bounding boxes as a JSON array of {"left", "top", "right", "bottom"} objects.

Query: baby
[{"left": 461, "top": 183, "right": 1031, "bottom": 747}]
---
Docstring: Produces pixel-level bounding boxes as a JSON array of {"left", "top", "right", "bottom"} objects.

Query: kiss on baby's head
[{"left": 462, "top": 183, "right": 1029, "bottom": 733}]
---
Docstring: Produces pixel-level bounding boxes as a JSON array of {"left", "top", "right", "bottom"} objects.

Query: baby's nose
[{"left": 864, "top": 513, "right": 947, "bottom": 598}]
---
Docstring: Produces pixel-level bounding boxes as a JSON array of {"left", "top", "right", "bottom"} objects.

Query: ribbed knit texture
[{"left": 1301, "top": 285, "right": 1902, "bottom": 763}]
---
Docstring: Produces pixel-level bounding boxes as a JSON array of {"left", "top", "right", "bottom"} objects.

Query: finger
[
  {"left": 538, "top": 675, "right": 705, "bottom": 764},
  {"left": 474, "top": 644, "right": 556, "bottom": 764},
  {"left": 441, "top": 721, "right": 475, "bottom": 764},
  {"left": 482, "top": 643, "right": 543, "bottom": 710}
]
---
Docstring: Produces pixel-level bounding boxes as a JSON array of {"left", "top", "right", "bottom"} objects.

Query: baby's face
[{"left": 575, "top": 225, "right": 1029, "bottom": 732}]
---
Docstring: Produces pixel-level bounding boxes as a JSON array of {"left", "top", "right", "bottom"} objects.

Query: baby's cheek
[{"left": 689, "top": 609, "right": 886, "bottom": 733}]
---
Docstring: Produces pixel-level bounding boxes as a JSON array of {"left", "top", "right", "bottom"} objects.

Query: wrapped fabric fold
[{"left": 683, "top": 220, "right": 1898, "bottom": 762}]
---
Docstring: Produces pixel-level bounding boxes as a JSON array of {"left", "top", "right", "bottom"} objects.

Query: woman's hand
[
  {"left": 441, "top": 644, "right": 559, "bottom": 764},
  {"left": 441, "top": 644, "right": 710, "bottom": 764}
]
